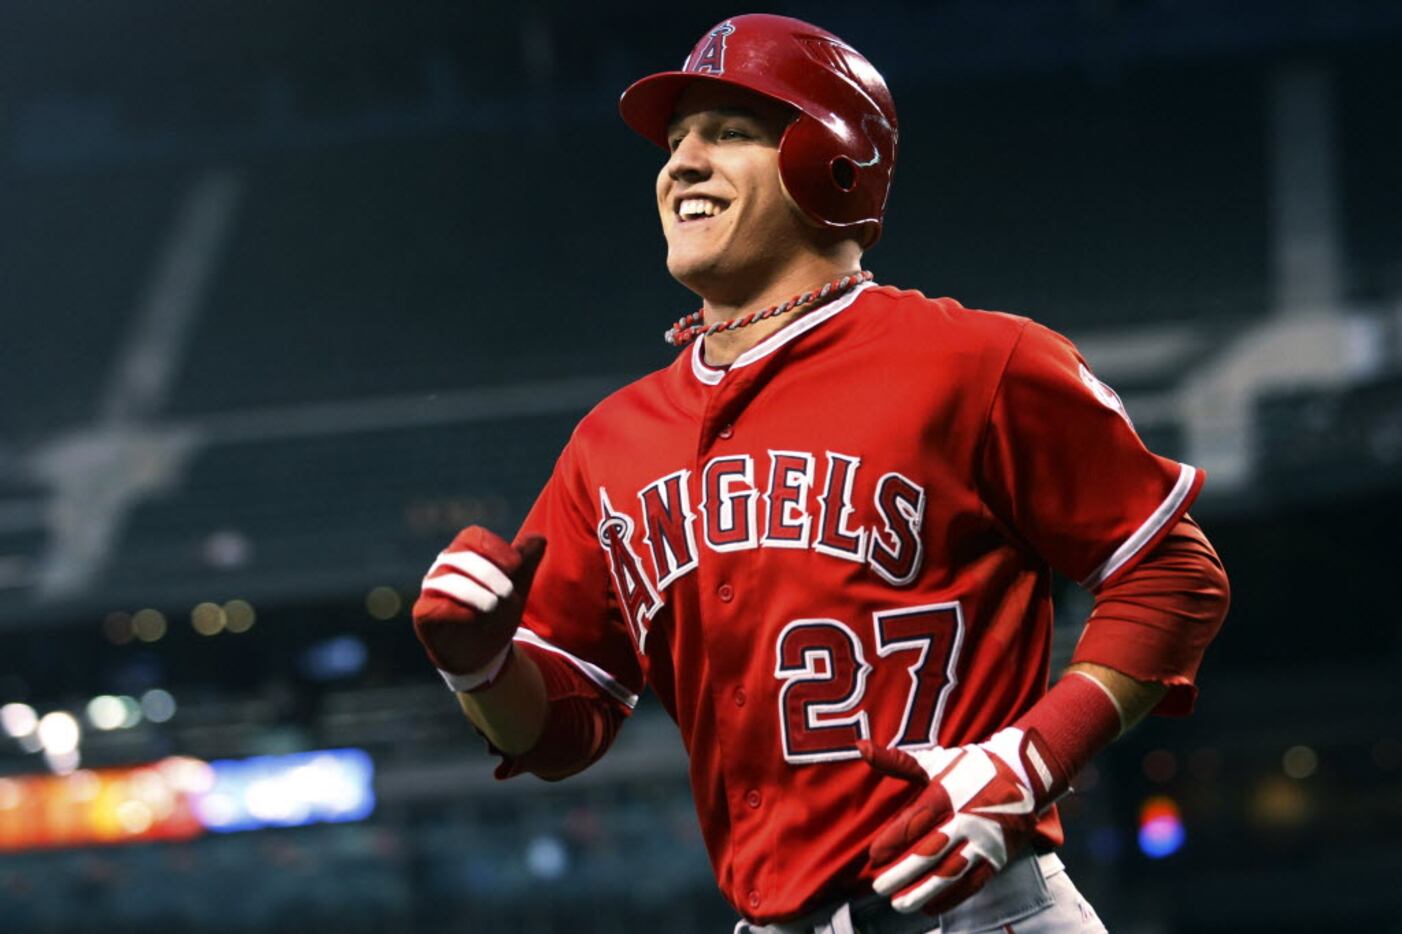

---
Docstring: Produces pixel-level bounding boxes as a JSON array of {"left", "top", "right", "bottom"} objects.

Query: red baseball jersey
[{"left": 512, "top": 282, "right": 1203, "bottom": 921}]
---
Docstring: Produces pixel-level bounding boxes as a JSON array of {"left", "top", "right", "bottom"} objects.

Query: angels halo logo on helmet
[
  {"left": 689, "top": 20, "right": 735, "bottom": 74},
  {"left": 619, "top": 13, "right": 899, "bottom": 247}
]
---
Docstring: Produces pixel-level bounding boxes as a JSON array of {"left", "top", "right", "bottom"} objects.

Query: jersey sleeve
[
  {"left": 514, "top": 435, "right": 644, "bottom": 712},
  {"left": 978, "top": 320, "right": 1205, "bottom": 590},
  {"left": 491, "top": 642, "right": 630, "bottom": 781},
  {"left": 1072, "top": 515, "right": 1230, "bottom": 716}
]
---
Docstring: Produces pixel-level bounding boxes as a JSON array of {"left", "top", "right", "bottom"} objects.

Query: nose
[{"left": 666, "top": 130, "right": 711, "bottom": 183}]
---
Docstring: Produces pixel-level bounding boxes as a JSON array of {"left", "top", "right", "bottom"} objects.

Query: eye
[
  {"left": 667, "top": 133, "right": 684, "bottom": 152},
  {"left": 720, "top": 127, "right": 751, "bottom": 141}
]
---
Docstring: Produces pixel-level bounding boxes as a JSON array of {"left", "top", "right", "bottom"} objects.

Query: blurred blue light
[
  {"left": 300, "top": 635, "right": 368, "bottom": 681},
  {"left": 1137, "top": 816, "right": 1185, "bottom": 858},
  {"left": 525, "top": 835, "right": 568, "bottom": 880},
  {"left": 191, "top": 747, "right": 374, "bottom": 832}
]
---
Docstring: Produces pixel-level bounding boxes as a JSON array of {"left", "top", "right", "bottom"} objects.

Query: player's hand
[
  {"left": 858, "top": 727, "right": 1058, "bottom": 916},
  {"left": 412, "top": 526, "right": 547, "bottom": 683}
]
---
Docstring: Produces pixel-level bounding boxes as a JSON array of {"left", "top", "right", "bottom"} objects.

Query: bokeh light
[
  {"left": 190, "top": 748, "right": 375, "bottom": 832},
  {"left": 1282, "top": 745, "right": 1319, "bottom": 780},
  {"left": 129, "top": 768, "right": 176, "bottom": 819},
  {"left": 44, "top": 748, "right": 81, "bottom": 775},
  {"left": 102, "top": 611, "right": 134, "bottom": 645},
  {"left": 86, "top": 695, "right": 127, "bottom": 731},
  {"left": 37, "top": 711, "right": 80, "bottom": 754},
  {"left": 1137, "top": 796, "right": 1185, "bottom": 859},
  {"left": 223, "top": 599, "right": 256, "bottom": 633},
  {"left": 365, "top": 586, "right": 402, "bottom": 620},
  {"left": 1250, "top": 775, "right": 1311, "bottom": 827},
  {"left": 140, "top": 689, "right": 177, "bottom": 723},
  {"left": 1, "top": 702, "right": 38, "bottom": 738},
  {"left": 116, "top": 799, "right": 155, "bottom": 834},
  {"left": 0, "top": 777, "right": 21, "bottom": 810},
  {"left": 67, "top": 769, "right": 101, "bottom": 803},
  {"left": 526, "top": 835, "right": 569, "bottom": 879},
  {"left": 118, "top": 696, "right": 144, "bottom": 729},
  {"left": 158, "top": 756, "right": 217, "bottom": 795},
  {"left": 202, "top": 530, "right": 252, "bottom": 569},
  {"left": 191, "top": 602, "right": 227, "bottom": 636},
  {"left": 132, "top": 608, "right": 168, "bottom": 643}
]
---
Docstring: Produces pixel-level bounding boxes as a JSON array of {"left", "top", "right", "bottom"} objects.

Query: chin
[{"left": 665, "top": 246, "right": 726, "bottom": 290}]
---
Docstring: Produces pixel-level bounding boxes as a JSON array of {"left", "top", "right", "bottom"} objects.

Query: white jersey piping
[
  {"left": 1080, "top": 462, "right": 1198, "bottom": 590},
  {"left": 690, "top": 281, "right": 876, "bottom": 386},
  {"left": 514, "top": 628, "right": 640, "bottom": 709}
]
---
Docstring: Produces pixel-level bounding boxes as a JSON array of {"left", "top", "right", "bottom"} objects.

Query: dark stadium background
[{"left": 1, "top": 1, "right": 1399, "bottom": 931}]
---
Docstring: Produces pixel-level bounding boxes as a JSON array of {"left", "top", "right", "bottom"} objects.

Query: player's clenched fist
[
  {"left": 859, "top": 728, "right": 1060, "bottom": 916},
  {"left": 412, "top": 526, "right": 546, "bottom": 693}
]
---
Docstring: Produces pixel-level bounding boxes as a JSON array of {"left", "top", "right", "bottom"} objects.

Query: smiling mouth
[{"left": 676, "top": 196, "right": 730, "bottom": 223}]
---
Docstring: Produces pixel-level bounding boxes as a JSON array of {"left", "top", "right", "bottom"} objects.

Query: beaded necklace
[{"left": 663, "top": 271, "right": 873, "bottom": 347}]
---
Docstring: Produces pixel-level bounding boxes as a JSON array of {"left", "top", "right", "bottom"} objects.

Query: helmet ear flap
[{"left": 778, "top": 113, "right": 879, "bottom": 234}]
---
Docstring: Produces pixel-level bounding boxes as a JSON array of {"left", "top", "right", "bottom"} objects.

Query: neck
[{"left": 699, "top": 252, "right": 862, "bottom": 366}]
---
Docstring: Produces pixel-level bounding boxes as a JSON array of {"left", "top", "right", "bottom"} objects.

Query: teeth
[{"left": 678, "top": 197, "right": 723, "bottom": 220}]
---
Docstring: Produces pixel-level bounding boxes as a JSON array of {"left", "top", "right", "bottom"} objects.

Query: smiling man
[{"left": 411, "top": 14, "right": 1230, "bottom": 933}]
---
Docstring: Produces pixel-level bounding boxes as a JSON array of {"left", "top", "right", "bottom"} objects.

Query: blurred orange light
[
  {"left": 0, "top": 760, "right": 205, "bottom": 852},
  {"left": 1248, "top": 775, "right": 1310, "bottom": 827},
  {"left": 1138, "top": 795, "right": 1180, "bottom": 824}
]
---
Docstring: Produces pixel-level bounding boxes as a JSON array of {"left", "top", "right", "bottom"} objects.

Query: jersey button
[
  {"left": 745, "top": 789, "right": 762, "bottom": 809},
  {"left": 718, "top": 423, "right": 734, "bottom": 439},
  {"left": 732, "top": 687, "right": 746, "bottom": 707},
  {"left": 748, "top": 891, "right": 761, "bottom": 910},
  {"left": 718, "top": 583, "right": 734, "bottom": 602}
]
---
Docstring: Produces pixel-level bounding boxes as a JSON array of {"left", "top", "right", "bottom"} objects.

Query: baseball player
[{"left": 412, "top": 14, "right": 1230, "bottom": 933}]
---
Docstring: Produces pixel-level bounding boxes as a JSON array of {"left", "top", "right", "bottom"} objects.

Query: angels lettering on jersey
[{"left": 596, "top": 449, "right": 925, "bottom": 650}]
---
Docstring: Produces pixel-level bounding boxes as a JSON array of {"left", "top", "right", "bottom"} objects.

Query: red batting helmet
[{"left": 619, "top": 14, "right": 899, "bottom": 246}]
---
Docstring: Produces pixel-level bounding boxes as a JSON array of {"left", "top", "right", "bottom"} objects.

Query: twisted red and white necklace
[{"left": 663, "top": 270, "right": 874, "bottom": 347}]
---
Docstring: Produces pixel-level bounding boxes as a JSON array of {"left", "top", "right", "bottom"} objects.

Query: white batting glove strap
[
  {"left": 985, "top": 726, "right": 1064, "bottom": 805},
  {"left": 903, "top": 728, "right": 1041, "bottom": 798},
  {"left": 437, "top": 643, "right": 512, "bottom": 693},
  {"left": 421, "top": 550, "right": 516, "bottom": 612},
  {"left": 980, "top": 727, "right": 1035, "bottom": 791}
]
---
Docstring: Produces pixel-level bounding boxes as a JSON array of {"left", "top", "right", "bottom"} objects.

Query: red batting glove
[
  {"left": 412, "top": 526, "right": 547, "bottom": 693},
  {"left": 858, "top": 728, "right": 1064, "bottom": 916}
]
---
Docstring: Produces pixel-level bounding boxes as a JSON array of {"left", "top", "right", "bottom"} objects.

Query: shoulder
[
  {"left": 860, "top": 284, "right": 1030, "bottom": 344},
  {"left": 855, "top": 283, "right": 1038, "bottom": 368},
  {"left": 569, "top": 362, "right": 677, "bottom": 449},
  {"left": 539, "top": 367, "right": 674, "bottom": 502}
]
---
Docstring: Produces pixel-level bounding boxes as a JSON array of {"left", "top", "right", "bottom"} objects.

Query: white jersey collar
[{"left": 690, "top": 281, "right": 874, "bottom": 386}]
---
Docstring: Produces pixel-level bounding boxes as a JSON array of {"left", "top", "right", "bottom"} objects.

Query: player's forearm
[
  {"left": 1007, "top": 524, "right": 1223, "bottom": 798},
  {"left": 455, "top": 645, "right": 549, "bottom": 754},
  {"left": 1062, "top": 661, "right": 1166, "bottom": 734}
]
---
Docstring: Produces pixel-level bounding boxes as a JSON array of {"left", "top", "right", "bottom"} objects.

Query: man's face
[{"left": 656, "top": 83, "right": 813, "bottom": 291}]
